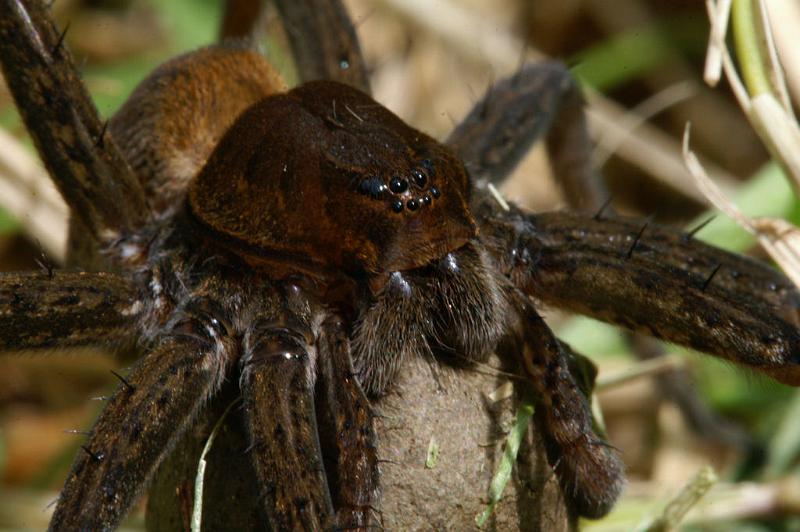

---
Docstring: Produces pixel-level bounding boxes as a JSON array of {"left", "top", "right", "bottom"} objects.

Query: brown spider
[{"left": 2, "top": 0, "right": 800, "bottom": 530}]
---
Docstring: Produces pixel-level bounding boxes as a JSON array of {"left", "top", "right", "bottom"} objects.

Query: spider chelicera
[{"left": 2, "top": 0, "right": 800, "bottom": 530}]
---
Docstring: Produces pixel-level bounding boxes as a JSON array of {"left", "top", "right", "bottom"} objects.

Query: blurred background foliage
[{"left": 1, "top": 0, "right": 800, "bottom": 530}]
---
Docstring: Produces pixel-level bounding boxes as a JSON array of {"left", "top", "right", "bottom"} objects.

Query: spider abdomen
[{"left": 111, "top": 44, "right": 286, "bottom": 216}]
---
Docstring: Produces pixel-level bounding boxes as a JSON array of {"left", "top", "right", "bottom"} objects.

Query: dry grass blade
[
  {"left": 748, "top": 93, "right": 800, "bottom": 189},
  {"left": 595, "top": 353, "right": 685, "bottom": 392},
  {"left": 683, "top": 126, "right": 800, "bottom": 287},
  {"left": 705, "top": 0, "right": 800, "bottom": 195},
  {"left": 487, "top": 381, "right": 514, "bottom": 402},
  {"left": 0, "top": 128, "right": 68, "bottom": 261},
  {"left": 686, "top": 0, "right": 800, "bottom": 288},
  {"left": 192, "top": 400, "right": 239, "bottom": 532},
  {"left": 704, "top": 0, "right": 732, "bottom": 85},
  {"left": 591, "top": 80, "right": 696, "bottom": 169},
  {"left": 634, "top": 465, "right": 717, "bottom": 532},
  {"left": 768, "top": 1, "right": 800, "bottom": 104}
]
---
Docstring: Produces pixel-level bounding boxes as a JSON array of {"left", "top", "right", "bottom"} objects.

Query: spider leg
[
  {"left": 317, "top": 318, "right": 381, "bottom": 530},
  {"left": 240, "top": 303, "right": 334, "bottom": 529},
  {"left": 218, "top": 0, "right": 369, "bottom": 92},
  {"left": 511, "top": 293, "right": 624, "bottom": 518},
  {"left": 273, "top": 0, "right": 371, "bottom": 93},
  {"left": 508, "top": 209, "right": 800, "bottom": 386},
  {"left": 220, "top": 0, "right": 264, "bottom": 39},
  {"left": 0, "top": 0, "right": 148, "bottom": 242},
  {"left": 454, "top": 63, "right": 761, "bottom": 450},
  {"left": 0, "top": 271, "right": 139, "bottom": 351},
  {"left": 448, "top": 62, "right": 605, "bottom": 210},
  {"left": 49, "top": 334, "right": 231, "bottom": 530}
]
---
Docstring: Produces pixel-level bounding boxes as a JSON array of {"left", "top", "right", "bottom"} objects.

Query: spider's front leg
[
  {"left": 508, "top": 292, "right": 624, "bottom": 518},
  {"left": 317, "top": 318, "right": 381, "bottom": 529},
  {"left": 241, "top": 283, "right": 379, "bottom": 530},
  {"left": 241, "top": 305, "right": 334, "bottom": 529},
  {"left": 448, "top": 62, "right": 605, "bottom": 210},
  {"left": 50, "top": 326, "right": 233, "bottom": 530},
  {"left": 489, "top": 206, "right": 800, "bottom": 385}
]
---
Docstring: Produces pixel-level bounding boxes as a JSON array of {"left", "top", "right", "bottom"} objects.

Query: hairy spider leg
[
  {"left": 511, "top": 295, "right": 624, "bottom": 518},
  {"left": 518, "top": 210, "right": 800, "bottom": 385},
  {"left": 274, "top": 0, "right": 371, "bottom": 94},
  {"left": 220, "top": 0, "right": 264, "bottom": 40},
  {"left": 218, "top": 0, "right": 369, "bottom": 94},
  {"left": 49, "top": 333, "right": 232, "bottom": 531},
  {"left": 447, "top": 62, "right": 606, "bottom": 211},
  {"left": 239, "top": 281, "right": 380, "bottom": 530},
  {"left": 0, "top": 271, "right": 139, "bottom": 350},
  {"left": 240, "top": 298, "right": 335, "bottom": 529},
  {"left": 316, "top": 318, "right": 381, "bottom": 529},
  {"left": 0, "top": 0, "right": 148, "bottom": 243}
]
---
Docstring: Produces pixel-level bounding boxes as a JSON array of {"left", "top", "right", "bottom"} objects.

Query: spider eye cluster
[{"left": 356, "top": 159, "right": 441, "bottom": 214}]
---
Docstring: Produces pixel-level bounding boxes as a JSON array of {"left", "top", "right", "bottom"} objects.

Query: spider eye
[
  {"left": 357, "top": 176, "right": 387, "bottom": 199},
  {"left": 406, "top": 198, "right": 420, "bottom": 211},
  {"left": 429, "top": 186, "right": 441, "bottom": 199},
  {"left": 391, "top": 200, "right": 404, "bottom": 213},
  {"left": 389, "top": 177, "right": 408, "bottom": 194},
  {"left": 411, "top": 169, "right": 427, "bottom": 187}
]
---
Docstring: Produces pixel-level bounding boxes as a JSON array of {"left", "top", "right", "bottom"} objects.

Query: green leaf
[
  {"left": 425, "top": 437, "right": 439, "bottom": 469},
  {"left": 475, "top": 394, "right": 535, "bottom": 528}
]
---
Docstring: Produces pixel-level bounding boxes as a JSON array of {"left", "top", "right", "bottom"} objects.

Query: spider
[{"left": 2, "top": 0, "right": 800, "bottom": 530}]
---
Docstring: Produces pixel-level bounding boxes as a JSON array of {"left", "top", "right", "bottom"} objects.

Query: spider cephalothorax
[
  {"left": 2, "top": 0, "right": 800, "bottom": 530},
  {"left": 189, "top": 80, "right": 476, "bottom": 276}
]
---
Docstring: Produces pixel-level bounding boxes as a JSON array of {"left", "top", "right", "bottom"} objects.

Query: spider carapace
[
  {"left": 4, "top": 0, "right": 800, "bottom": 529},
  {"left": 189, "top": 80, "right": 476, "bottom": 277}
]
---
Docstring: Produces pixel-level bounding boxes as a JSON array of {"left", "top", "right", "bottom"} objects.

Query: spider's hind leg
[
  {"left": 224, "top": 0, "right": 371, "bottom": 93},
  {"left": 448, "top": 61, "right": 605, "bottom": 210},
  {"left": 273, "top": 0, "right": 370, "bottom": 93}
]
